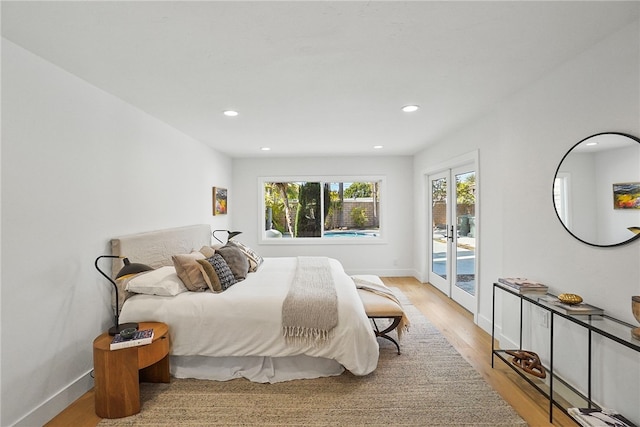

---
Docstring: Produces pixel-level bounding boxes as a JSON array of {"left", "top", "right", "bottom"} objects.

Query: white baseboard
[
  {"left": 345, "top": 268, "right": 417, "bottom": 277},
  {"left": 476, "top": 312, "right": 494, "bottom": 336},
  {"left": 476, "top": 313, "right": 519, "bottom": 348},
  {"left": 13, "top": 371, "right": 94, "bottom": 427}
]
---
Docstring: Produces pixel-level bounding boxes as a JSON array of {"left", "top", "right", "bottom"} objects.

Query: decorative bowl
[
  {"left": 119, "top": 327, "right": 137, "bottom": 340},
  {"left": 558, "top": 293, "right": 583, "bottom": 305}
]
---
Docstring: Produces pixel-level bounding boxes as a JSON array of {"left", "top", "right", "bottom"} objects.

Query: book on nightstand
[
  {"left": 568, "top": 407, "right": 637, "bottom": 427},
  {"left": 110, "top": 328, "right": 154, "bottom": 350},
  {"left": 497, "top": 277, "right": 549, "bottom": 294}
]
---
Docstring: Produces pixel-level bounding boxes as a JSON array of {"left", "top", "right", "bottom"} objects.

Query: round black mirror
[{"left": 553, "top": 132, "right": 640, "bottom": 247}]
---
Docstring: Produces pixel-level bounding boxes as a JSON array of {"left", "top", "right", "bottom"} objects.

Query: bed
[{"left": 110, "top": 224, "right": 379, "bottom": 383}]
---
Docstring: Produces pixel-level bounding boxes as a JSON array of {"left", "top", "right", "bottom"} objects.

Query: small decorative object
[
  {"left": 613, "top": 182, "right": 640, "bottom": 209},
  {"left": 505, "top": 350, "right": 546, "bottom": 378},
  {"left": 558, "top": 293, "right": 583, "bottom": 305},
  {"left": 119, "top": 327, "right": 137, "bottom": 340},
  {"left": 213, "top": 187, "right": 228, "bottom": 215},
  {"left": 632, "top": 296, "right": 640, "bottom": 340}
]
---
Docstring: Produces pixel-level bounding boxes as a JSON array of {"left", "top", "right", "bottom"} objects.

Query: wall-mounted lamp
[
  {"left": 213, "top": 229, "right": 242, "bottom": 244},
  {"left": 95, "top": 255, "right": 153, "bottom": 335}
]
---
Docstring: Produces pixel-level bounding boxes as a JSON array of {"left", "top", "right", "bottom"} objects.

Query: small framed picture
[
  {"left": 612, "top": 182, "right": 640, "bottom": 209},
  {"left": 213, "top": 187, "right": 228, "bottom": 215}
]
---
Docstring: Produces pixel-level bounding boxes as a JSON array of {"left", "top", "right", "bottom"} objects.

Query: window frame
[{"left": 258, "top": 175, "right": 387, "bottom": 245}]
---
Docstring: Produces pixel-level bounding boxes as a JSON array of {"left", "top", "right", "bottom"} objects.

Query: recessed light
[
  {"left": 373, "top": 145, "right": 383, "bottom": 149},
  {"left": 261, "top": 147, "right": 271, "bottom": 151},
  {"left": 223, "top": 110, "right": 239, "bottom": 117},
  {"left": 401, "top": 105, "right": 420, "bottom": 113},
  {"left": 586, "top": 142, "right": 598, "bottom": 146}
]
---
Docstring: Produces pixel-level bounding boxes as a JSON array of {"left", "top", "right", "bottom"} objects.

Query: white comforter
[{"left": 119, "top": 257, "right": 379, "bottom": 376}]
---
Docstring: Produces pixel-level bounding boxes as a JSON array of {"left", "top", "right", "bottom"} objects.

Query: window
[{"left": 261, "top": 177, "right": 383, "bottom": 243}]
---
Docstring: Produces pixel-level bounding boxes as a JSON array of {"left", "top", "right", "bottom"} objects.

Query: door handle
[{"left": 449, "top": 225, "right": 454, "bottom": 242}]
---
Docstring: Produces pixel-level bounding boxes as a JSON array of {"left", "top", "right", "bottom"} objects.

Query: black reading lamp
[
  {"left": 213, "top": 229, "right": 242, "bottom": 244},
  {"left": 95, "top": 255, "right": 153, "bottom": 335}
]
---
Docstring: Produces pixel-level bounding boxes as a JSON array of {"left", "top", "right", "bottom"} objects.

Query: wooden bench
[{"left": 354, "top": 275, "right": 404, "bottom": 355}]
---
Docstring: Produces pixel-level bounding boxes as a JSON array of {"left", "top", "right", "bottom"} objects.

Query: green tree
[
  {"left": 350, "top": 207, "right": 368, "bottom": 228},
  {"left": 344, "top": 182, "right": 372, "bottom": 198},
  {"left": 295, "top": 182, "right": 321, "bottom": 237},
  {"left": 431, "top": 178, "right": 447, "bottom": 206},
  {"left": 264, "top": 182, "right": 297, "bottom": 236},
  {"left": 456, "top": 173, "right": 475, "bottom": 212},
  {"left": 324, "top": 189, "right": 343, "bottom": 230}
]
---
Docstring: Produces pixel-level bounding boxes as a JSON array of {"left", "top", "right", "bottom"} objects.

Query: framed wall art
[
  {"left": 213, "top": 187, "right": 228, "bottom": 215},
  {"left": 613, "top": 182, "right": 640, "bottom": 209}
]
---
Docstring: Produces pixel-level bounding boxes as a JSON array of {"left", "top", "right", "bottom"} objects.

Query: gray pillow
[
  {"left": 225, "top": 240, "right": 263, "bottom": 272},
  {"left": 216, "top": 246, "right": 249, "bottom": 280}
]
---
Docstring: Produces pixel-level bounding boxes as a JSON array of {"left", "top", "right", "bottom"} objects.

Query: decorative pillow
[
  {"left": 216, "top": 246, "right": 249, "bottom": 280},
  {"left": 125, "top": 266, "right": 188, "bottom": 296},
  {"left": 199, "top": 245, "right": 216, "bottom": 258},
  {"left": 225, "top": 240, "right": 263, "bottom": 272},
  {"left": 197, "top": 259, "right": 222, "bottom": 292},
  {"left": 208, "top": 253, "right": 237, "bottom": 291},
  {"left": 171, "top": 252, "right": 208, "bottom": 291}
]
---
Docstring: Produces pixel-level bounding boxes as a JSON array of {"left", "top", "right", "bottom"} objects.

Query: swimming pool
[{"left": 324, "top": 231, "right": 378, "bottom": 238}]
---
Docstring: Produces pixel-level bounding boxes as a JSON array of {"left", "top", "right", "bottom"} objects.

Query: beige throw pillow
[
  {"left": 172, "top": 252, "right": 207, "bottom": 291},
  {"left": 199, "top": 245, "right": 216, "bottom": 258},
  {"left": 197, "top": 259, "right": 223, "bottom": 292}
]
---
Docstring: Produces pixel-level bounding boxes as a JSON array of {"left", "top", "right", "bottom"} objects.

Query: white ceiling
[{"left": 2, "top": 1, "right": 639, "bottom": 158}]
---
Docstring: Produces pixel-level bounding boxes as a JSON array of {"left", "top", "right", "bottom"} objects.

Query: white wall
[
  {"left": 413, "top": 21, "right": 640, "bottom": 422},
  {"left": 232, "top": 156, "right": 414, "bottom": 276},
  {"left": 1, "top": 39, "right": 233, "bottom": 427}
]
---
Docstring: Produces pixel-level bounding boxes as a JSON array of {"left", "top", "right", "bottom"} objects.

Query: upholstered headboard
[{"left": 111, "top": 224, "right": 212, "bottom": 277}]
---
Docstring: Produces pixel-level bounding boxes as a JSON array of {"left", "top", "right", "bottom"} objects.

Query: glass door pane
[
  {"left": 454, "top": 170, "right": 476, "bottom": 297},
  {"left": 429, "top": 172, "right": 450, "bottom": 295},
  {"left": 431, "top": 176, "right": 447, "bottom": 281}
]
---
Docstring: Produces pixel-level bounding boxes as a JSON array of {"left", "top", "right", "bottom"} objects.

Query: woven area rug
[{"left": 98, "top": 292, "right": 526, "bottom": 426}]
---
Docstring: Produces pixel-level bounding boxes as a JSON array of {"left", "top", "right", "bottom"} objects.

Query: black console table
[{"left": 491, "top": 282, "right": 640, "bottom": 424}]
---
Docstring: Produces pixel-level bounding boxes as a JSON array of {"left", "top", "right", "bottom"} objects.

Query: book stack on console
[
  {"left": 568, "top": 407, "right": 637, "bottom": 427},
  {"left": 498, "top": 277, "right": 549, "bottom": 294},
  {"left": 541, "top": 297, "right": 604, "bottom": 315}
]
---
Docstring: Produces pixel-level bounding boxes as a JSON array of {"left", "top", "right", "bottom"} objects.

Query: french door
[{"left": 428, "top": 165, "right": 477, "bottom": 314}]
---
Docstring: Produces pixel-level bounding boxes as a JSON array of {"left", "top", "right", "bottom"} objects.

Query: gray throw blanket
[{"left": 282, "top": 257, "right": 338, "bottom": 346}]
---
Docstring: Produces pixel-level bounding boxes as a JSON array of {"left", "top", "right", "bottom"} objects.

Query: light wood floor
[{"left": 46, "top": 278, "right": 575, "bottom": 427}]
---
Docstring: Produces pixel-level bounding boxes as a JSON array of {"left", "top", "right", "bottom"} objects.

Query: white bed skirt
[{"left": 170, "top": 354, "right": 345, "bottom": 383}]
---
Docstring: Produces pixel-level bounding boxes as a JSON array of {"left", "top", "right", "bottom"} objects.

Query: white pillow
[{"left": 125, "top": 266, "right": 188, "bottom": 296}]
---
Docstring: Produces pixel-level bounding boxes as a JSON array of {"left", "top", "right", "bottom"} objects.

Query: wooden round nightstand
[{"left": 93, "top": 322, "right": 170, "bottom": 418}]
